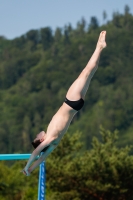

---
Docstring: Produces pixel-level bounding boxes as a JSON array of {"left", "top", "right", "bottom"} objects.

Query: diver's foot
[{"left": 96, "top": 31, "right": 107, "bottom": 50}]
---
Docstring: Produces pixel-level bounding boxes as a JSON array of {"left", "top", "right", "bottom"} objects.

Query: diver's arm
[
  {"left": 24, "top": 138, "right": 53, "bottom": 171},
  {"left": 29, "top": 145, "right": 56, "bottom": 174}
]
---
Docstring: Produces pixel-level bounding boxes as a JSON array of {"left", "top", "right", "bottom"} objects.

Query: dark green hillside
[{"left": 0, "top": 10, "right": 133, "bottom": 153}]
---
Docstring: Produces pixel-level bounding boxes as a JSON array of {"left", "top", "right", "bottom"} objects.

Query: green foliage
[
  {"left": 0, "top": 161, "right": 39, "bottom": 200},
  {"left": 0, "top": 5, "right": 133, "bottom": 200},
  {"left": 41, "top": 27, "right": 53, "bottom": 50},
  {"left": 0, "top": 128, "right": 133, "bottom": 199},
  {"left": 89, "top": 16, "right": 99, "bottom": 31},
  {"left": 0, "top": 52, "right": 41, "bottom": 89},
  {"left": 46, "top": 128, "right": 133, "bottom": 200},
  {"left": 0, "top": 7, "right": 133, "bottom": 155}
]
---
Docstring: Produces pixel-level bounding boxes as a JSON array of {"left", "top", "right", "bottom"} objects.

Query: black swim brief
[{"left": 64, "top": 97, "right": 84, "bottom": 111}]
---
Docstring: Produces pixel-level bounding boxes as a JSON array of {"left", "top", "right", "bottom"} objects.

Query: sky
[{"left": 0, "top": 0, "right": 133, "bottom": 40}]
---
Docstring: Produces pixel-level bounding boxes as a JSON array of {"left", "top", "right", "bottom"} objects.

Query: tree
[
  {"left": 63, "top": 25, "right": 70, "bottom": 44},
  {"left": 46, "top": 127, "right": 133, "bottom": 200},
  {"left": 22, "top": 115, "right": 32, "bottom": 152},
  {"left": 26, "top": 30, "right": 39, "bottom": 50},
  {"left": 103, "top": 10, "right": 107, "bottom": 23},
  {"left": 12, "top": 35, "right": 26, "bottom": 49},
  {"left": 40, "top": 27, "right": 53, "bottom": 50},
  {"left": 0, "top": 161, "right": 38, "bottom": 200},
  {"left": 76, "top": 17, "right": 87, "bottom": 35},
  {"left": 89, "top": 16, "right": 99, "bottom": 30},
  {"left": 54, "top": 27, "right": 62, "bottom": 42},
  {"left": 26, "top": 30, "right": 39, "bottom": 43},
  {"left": 124, "top": 4, "right": 130, "bottom": 15},
  {"left": 33, "top": 112, "right": 42, "bottom": 137},
  {"left": 112, "top": 12, "right": 121, "bottom": 27}
]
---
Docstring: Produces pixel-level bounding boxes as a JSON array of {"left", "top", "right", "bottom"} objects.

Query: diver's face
[{"left": 35, "top": 131, "right": 46, "bottom": 142}]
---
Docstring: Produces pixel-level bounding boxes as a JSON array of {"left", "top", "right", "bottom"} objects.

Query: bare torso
[{"left": 46, "top": 103, "right": 77, "bottom": 145}]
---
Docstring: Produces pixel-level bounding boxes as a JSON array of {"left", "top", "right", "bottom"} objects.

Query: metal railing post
[{"left": 38, "top": 158, "right": 46, "bottom": 200}]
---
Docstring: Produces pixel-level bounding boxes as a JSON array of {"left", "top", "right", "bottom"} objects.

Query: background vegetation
[
  {"left": 1, "top": 128, "right": 133, "bottom": 200},
  {"left": 0, "top": 4, "right": 133, "bottom": 199}
]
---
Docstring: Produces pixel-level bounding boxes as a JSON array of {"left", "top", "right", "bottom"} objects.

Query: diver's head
[{"left": 31, "top": 131, "right": 46, "bottom": 151}]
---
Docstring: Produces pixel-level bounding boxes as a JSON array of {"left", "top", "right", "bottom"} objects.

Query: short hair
[{"left": 31, "top": 140, "right": 50, "bottom": 152}]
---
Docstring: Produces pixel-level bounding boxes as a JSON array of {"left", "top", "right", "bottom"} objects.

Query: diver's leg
[{"left": 66, "top": 31, "right": 107, "bottom": 100}]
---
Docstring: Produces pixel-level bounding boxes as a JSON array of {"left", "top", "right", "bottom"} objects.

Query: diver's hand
[{"left": 21, "top": 168, "right": 31, "bottom": 176}]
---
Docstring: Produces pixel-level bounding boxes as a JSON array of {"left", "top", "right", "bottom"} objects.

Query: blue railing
[{"left": 38, "top": 161, "right": 46, "bottom": 200}]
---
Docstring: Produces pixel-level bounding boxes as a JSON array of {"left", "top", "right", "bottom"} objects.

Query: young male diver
[{"left": 22, "top": 31, "right": 107, "bottom": 176}]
